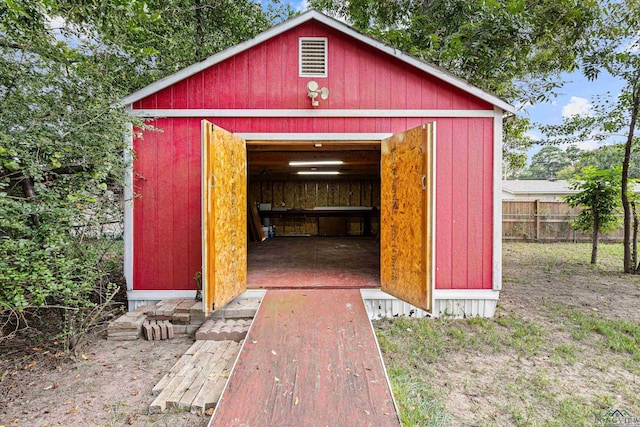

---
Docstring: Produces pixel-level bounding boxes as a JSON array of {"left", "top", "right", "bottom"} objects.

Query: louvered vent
[{"left": 299, "top": 37, "right": 327, "bottom": 77}]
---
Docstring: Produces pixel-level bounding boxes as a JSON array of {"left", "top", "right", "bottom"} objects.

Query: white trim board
[
  {"left": 238, "top": 132, "right": 391, "bottom": 141},
  {"left": 123, "top": 118, "right": 134, "bottom": 291},
  {"left": 120, "top": 10, "right": 514, "bottom": 113},
  {"left": 360, "top": 289, "right": 500, "bottom": 301},
  {"left": 492, "top": 108, "right": 503, "bottom": 291},
  {"left": 131, "top": 109, "right": 497, "bottom": 118}
]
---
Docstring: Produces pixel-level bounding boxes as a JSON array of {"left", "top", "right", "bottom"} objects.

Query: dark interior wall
[{"left": 248, "top": 178, "right": 380, "bottom": 236}]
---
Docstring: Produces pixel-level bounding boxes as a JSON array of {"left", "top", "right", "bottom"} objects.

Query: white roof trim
[{"left": 121, "top": 10, "right": 514, "bottom": 113}]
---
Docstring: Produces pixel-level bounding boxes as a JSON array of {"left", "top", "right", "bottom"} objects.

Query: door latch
[
  {"left": 211, "top": 173, "right": 216, "bottom": 189},
  {"left": 421, "top": 174, "right": 427, "bottom": 190}
]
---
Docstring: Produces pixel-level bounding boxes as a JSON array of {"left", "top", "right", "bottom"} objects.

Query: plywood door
[
  {"left": 202, "top": 121, "right": 247, "bottom": 315},
  {"left": 380, "top": 123, "right": 435, "bottom": 311}
]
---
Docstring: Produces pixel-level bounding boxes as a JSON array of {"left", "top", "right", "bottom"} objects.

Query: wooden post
[{"left": 535, "top": 199, "right": 540, "bottom": 242}]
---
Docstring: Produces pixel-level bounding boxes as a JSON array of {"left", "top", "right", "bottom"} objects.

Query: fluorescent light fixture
[
  {"left": 289, "top": 160, "right": 343, "bottom": 166},
  {"left": 297, "top": 171, "right": 340, "bottom": 175}
]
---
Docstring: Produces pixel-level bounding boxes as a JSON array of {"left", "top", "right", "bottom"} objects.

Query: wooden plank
[
  {"left": 210, "top": 290, "right": 399, "bottom": 426},
  {"left": 191, "top": 341, "right": 240, "bottom": 413},
  {"left": 380, "top": 124, "right": 433, "bottom": 311},
  {"left": 181, "top": 342, "right": 231, "bottom": 410},
  {"left": 435, "top": 118, "right": 453, "bottom": 289},
  {"left": 150, "top": 361, "right": 195, "bottom": 413}
]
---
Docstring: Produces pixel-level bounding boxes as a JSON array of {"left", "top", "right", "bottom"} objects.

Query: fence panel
[{"left": 502, "top": 200, "right": 624, "bottom": 242}]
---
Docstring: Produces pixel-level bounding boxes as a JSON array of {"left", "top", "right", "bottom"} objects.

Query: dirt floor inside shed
[{"left": 1, "top": 242, "right": 639, "bottom": 426}]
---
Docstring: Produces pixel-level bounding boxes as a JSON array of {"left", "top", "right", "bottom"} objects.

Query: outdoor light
[
  {"left": 307, "top": 80, "right": 329, "bottom": 107},
  {"left": 289, "top": 160, "right": 343, "bottom": 166}
]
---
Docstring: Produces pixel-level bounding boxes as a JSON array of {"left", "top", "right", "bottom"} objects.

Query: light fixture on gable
[{"left": 307, "top": 81, "right": 329, "bottom": 107}]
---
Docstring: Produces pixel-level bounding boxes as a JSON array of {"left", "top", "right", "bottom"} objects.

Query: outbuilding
[{"left": 121, "top": 9, "right": 514, "bottom": 318}]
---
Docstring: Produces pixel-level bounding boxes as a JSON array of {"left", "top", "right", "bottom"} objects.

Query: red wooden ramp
[{"left": 209, "top": 289, "right": 400, "bottom": 427}]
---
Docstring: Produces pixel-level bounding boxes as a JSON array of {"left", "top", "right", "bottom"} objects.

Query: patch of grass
[
  {"left": 551, "top": 343, "right": 578, "bottom": 364},
  {"left": 388, "top": 368, "right": 450, "bottom": 427},
  {"left": 557, "top": 309, "right": 640, "bottom": 361}
]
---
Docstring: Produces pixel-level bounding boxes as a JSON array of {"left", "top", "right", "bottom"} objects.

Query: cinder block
[
  {"left": 151, "top": 323, "right": 161, "bottom": 341},
  {"left": 172, "top": 312, "right": 190, "bottom": 324},
  {"left": 194, "top": 318, "right": 250, "bottom": 341},
  {"left": 166, "top": 321, "right": 174, "bottom": 339}
]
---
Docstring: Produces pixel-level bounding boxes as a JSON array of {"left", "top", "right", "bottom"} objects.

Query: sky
[{"left": 271, "top": 0, "right": 625, "bottom": 164}]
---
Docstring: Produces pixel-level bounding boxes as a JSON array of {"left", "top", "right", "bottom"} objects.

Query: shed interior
[{"left": 246, "top": 141, "right": 381, "bottom": 289}]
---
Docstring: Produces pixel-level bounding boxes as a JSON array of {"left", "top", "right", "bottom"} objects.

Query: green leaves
[{"left": 564, "top": 166, "right": 623, "bottom": 234}]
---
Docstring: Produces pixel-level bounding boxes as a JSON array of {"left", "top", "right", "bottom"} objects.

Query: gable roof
[{"left": 121, "top": 9, "right": 514, "bottom": 113}]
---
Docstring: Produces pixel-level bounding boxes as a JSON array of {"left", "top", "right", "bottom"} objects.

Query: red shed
[{"left": 121, "top": 9, "right": 514, "bottom": 318}]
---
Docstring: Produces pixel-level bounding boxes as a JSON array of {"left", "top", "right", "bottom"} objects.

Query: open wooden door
[
  {"left": 380, "top": 123, "right": 435, "bottom": 312},
  {"left": 202, "top": 120, "right": 247, "bottom": 315}
]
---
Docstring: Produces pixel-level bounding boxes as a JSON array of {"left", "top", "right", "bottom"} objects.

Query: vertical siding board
[
  {"left": 375, "top": 55, "right": 391, "bottom": 132},
  {"left": 329, "top": 34, "right": 346, "bottom": 109},
  {"left": 217, "top": 58, "right": 235, "bottom": 108},
  {"left": 187, "top": 119, "right": 202, "bottom": 290},
  {"left": 139, "top": 125, "right": 158, "bottom": 289},
  {"left": 187, "top": 72, "right": 204, "bottom": 109},
  {"left": 156, "top": 119, "right": 174, "bottom": 289},
  {"left": 281, "top": 27, "right": 299, "bottom": 109},
  {"left": 421, "top": 76, "right": 439, "bottom": 109},
  {"left": 234, "top": 52, "right": 252, "bottom": 132},
  {"left": 266, "top": 36, "right": 284, "bottom": 132},
  {"left": 406, "top": 70, "right": 422, "bottom": 109},
  {"left": 132, "top": 131, "right": 146, "bottom": 289},
  {"left": 249, "top": 44, "right": 268, "bottom": 109},
  {"left": 156, "top": 87, "right": 173, "bottom": 109},
  {"left": 435, "top": 119, "right": 453, "bottom": 289},
  {"left": 451, "top": 119, "right": 469, "bottom": 289},
  {"left": 203, "top": 66, "right": 218, "bottom": 108},
  {"left": 173, "top": 79, "right": 189, "bottom": 109},
  {"left": 358, "top": 49, "right": 376, "bottom": 109},
  {"left": 343, "top": 39, "right": 360, "bottom": 109},
  {"left": 139, "top": 94, "right": 157, "bottom": 109},
  {"left": 467, "top": 118, "right": 484, "bottom": 288},
  {"left": 483, "top": 119, "right": 494, "bottom": 289},
  {"left": 173, "top": 119, "right": 190, "bottom": 288}
]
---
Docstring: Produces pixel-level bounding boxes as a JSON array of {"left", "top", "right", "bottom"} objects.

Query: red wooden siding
[
  {"left": 134, "top": 22, "right": 493, "bottom": 112},
  {"left": 132, "top": 117, "right": 493, "bottom": 291},
  {"left": 131, "top": 19, "right": 495, "bottom": 293}
]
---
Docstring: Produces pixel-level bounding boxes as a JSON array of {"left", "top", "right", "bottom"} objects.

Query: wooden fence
[{"left": 502, "top": 200, "right": 624, "bottom": 242}]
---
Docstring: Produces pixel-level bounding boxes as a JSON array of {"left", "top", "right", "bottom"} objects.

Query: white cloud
[{"left": 561, "top": 96, "right": 592, "bottom": 118}]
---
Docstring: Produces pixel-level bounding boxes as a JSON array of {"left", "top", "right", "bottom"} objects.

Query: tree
[
  {"left": 519, "top": 146, "right": 571, "bottom": 180},
  {"left": 308, "top": 0, "right": 601, "bottom": 173},
  {"left": 543, "top": 1, "right": 640, "bottom": 272},
  {"left": 0, "top": 0, "right": 290, "bottom": 348},
  {"left": 565, "top": 167, "right": 622, "bottom": 264}
]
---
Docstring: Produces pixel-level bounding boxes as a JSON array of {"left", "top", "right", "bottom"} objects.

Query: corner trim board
[
  {"left": 123, "top": 119, "right": 134, "bottom": 291},
  {"left": 492, "top": 108, "right": 503, "bottom": 291}
]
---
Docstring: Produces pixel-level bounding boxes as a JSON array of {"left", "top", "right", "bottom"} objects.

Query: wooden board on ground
[
  {"left": 149, "top": 340, "right": 240, "bottom": 414},
  {"left": 210, "top": 289, "right": 400, "bottom": 426}
]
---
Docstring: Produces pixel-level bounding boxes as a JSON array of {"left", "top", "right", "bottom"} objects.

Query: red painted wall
[{"left": 132, "top": 20, "right": 495, "bottom": 292}]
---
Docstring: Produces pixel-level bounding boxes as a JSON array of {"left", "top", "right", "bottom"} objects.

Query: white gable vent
[{"left": 299, "top": 37, "right": 328, "bottom": 77}]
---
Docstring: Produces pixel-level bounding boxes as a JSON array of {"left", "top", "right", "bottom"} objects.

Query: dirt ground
[
  {"left": 1, "top": 242, "right": 639, "bottom": 426},
  {"left": 0, "top": 335, "right": 207, "bottom": 426}
]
